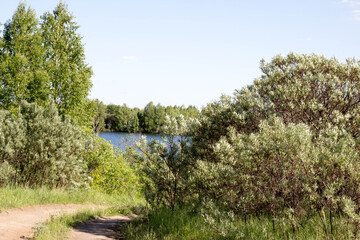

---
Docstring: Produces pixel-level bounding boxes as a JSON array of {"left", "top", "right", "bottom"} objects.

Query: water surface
[{"left": 98, "top": 132, "right": 162, "bottom": 150}]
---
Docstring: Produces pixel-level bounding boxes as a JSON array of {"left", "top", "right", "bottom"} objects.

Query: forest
[
  {"left": 92, "top": 100, "right": 199, "bottom": 133},
  {"left": 1, "top": 2, "right": 360, "bottom": 240}
]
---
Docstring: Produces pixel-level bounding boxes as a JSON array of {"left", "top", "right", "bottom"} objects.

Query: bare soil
[{"left": 0, "top": 204, "right": 103, "bottom": 240}]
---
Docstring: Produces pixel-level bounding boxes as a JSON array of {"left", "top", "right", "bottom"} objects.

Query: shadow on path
[{"left": 68, "top": 215, "right": 137, "bottom": 240}]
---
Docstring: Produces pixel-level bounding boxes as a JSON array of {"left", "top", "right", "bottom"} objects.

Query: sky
[{"left": 1, "top": 0, "right": 360, "bottom": 109}]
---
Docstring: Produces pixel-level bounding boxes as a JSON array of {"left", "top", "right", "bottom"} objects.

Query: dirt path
[
  {"left": 0, "top": 204, "right": 104, "bottom": 240},
  {"left": 67, "top": 214, "right": 137, "bottom": 240}
]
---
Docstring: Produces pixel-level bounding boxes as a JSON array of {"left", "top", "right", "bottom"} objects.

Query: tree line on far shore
[{"left": 92, "top": 100, "right": 199, "bottom": 134}]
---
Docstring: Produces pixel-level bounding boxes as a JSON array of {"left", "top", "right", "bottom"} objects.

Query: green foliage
[
  {"left": 123, "top": 206, "right": 356, "bottom": 240},
  {"left": 91, "top": 99, "right": 106, "bottom": 133},
  {"left": 41, "top": 3, "right": 93, "bottom": 127},
  {"left": 135, "top": 115, "right": 195, "bottom": 211},
  {"left": 141, "top": 101, "right": 160, "bottom": 133},
  {"left": 0, "top": 2, "right": 93, "bottom": 128},
  {"left": 256, "top": 53, "right": 360, "bottom": 138},
  {"left": 122, "top": 206, "right": 214, "bottom": 240},
  {"left": 105, "top": 104, "right": 140, "bottom": 133},
  {"left": 0, "top": 101, "right": 86, "bottom": 187},
  {"left": 0, "top": 162, "right": 16, "bottom": 185},
  {"left": 84, "top": 134, "right": 140, "bottom": 195},
  {"left": 0, "top": 3, "right": 48, "bottom": 110},
  {"left": 185, "top": 53, "right": 360, "bottom": 238},
  {"left": 0, "top": 186, "right": 142, "bottom": 210},
  {"left": 123, "top": 53, "right": 360, "bottom": 238},
  {"left": 195, "top": 117, "right": 360, "bottom": 223},
  {"left": 191, "top": 53, "right": 360, "bottom": 162},
  {"left": 104, "top": 102, "right": 199, "bottom": 134}
]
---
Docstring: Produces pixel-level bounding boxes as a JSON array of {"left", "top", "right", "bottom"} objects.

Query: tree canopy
[{"left": 0, "top": 2, "right": 93, "bottom": 127}]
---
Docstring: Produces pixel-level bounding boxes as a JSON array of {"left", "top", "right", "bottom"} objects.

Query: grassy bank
[
  {"left": 0, "top": 185, "right": 144, "bottom": 210},
  {"left": 121, "top": 206, "right": 355, "bottom": 240}
]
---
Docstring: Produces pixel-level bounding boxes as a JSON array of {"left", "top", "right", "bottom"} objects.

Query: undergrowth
[{"left": 121, "top": 206, "right": 355, "bottom": 240}]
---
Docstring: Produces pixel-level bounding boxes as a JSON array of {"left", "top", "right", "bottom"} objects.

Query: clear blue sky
[{"left": 1, "top": 0, "right": 359, "bottom": 108}]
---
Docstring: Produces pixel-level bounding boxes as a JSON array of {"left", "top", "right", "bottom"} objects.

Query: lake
[{"left": 98, "top": 132, "right": 163, "bottom": 149}]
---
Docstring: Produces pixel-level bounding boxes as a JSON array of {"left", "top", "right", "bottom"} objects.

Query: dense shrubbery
[
  {"left": 197, "top": 117, "right": 360, "bottom": 232},
  {"left": 191, "top": 53, "right": 360, "bottom": 162},
  {"left": 134, "top": 53, "right": 360, "bottom": 239},
  {"left": 191, "top": 53, "right": 360, "bottom": 238},
  {"left": 0, "top": 101, "right": 141, "bottom": 196},
  {"left": 0, "top": 101, "right": 86, "bottom": 187}
]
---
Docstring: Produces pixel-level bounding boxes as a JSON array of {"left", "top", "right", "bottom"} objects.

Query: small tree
[{"left": 136, "top": 115, "right": 195, "bottom": 212}]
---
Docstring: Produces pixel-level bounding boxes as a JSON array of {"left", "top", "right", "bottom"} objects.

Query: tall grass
[
  {"left": 122, "top": 206, "right": 214, "bottom": 240},
  {"left": 122, "top": 206, "right": 355, "bottom": 240},
  {"left": 0, "top": 185, "right": 144, "bottom": 210}
]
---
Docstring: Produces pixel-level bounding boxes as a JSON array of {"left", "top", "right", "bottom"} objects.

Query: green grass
[
  {"left": 31, "top": 208, "right": 108, "bottom": 240},
  {"left": 3, "top": 186, "right": 357, "bottom": 239},
  {"left": 0, "top": 185, "right": 145, "bottom": 211},
  {"left": 122, "top": 206, "right": 215, "bottom": 240},
  {"left": 121, "top": 206, "right": 356, "bottom": 240}
]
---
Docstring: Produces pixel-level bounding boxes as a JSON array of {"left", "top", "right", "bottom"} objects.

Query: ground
[
  {"left": 68, "top": 215, "right": 136, "bottom": 240},
  {"left": 0, "top": 204, "right": 133, "bottom": 240}
]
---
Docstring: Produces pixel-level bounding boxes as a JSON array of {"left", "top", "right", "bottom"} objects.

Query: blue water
[{"left": 98, "top": 132, "right": 163, "bottom": 149}]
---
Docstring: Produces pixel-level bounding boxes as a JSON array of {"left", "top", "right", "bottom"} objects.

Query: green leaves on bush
[
  {"left": 0, "top": 101, "right": 86, "bottom": 187},
  {"left": 197, "top": 117, "right": 360, "bottom": 217},
  {"left": 185, "top": 53, "right": 360, "bottom": 237},
  {"left": 191, "top": 53, "right": 360, "bottom": 163},
  {"left": 85, "top": 135, "right": 140, "bottom": 195},
  {"left": 135, "top": 115, "right": 195, "bottom": 211}
]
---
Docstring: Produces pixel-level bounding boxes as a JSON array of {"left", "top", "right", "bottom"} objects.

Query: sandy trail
[
  {"left": 0, "top": 204, "right": 103, "bottom": 240},
  {"left": 67, "top": 214, "right": 137, "bottom": 240}
]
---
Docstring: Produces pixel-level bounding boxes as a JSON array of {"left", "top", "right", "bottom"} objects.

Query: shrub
[
  {"left": 188, "top": 53, "right": 360, "bottom": 236},
  {"left": 0, "top": 101, "right": 86, "bottom": 187},
  {"left": 85, "top": 134, "right": 140, "bottom": 195},
  {"left": 135, "top": 115, "right": 195, "bottom": 211},
  {"left": 195, "top": 117, "right": 360, "bottom": 236},
  {"left": 191, "top": 53, "right": 360, "bottom": 162}
]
